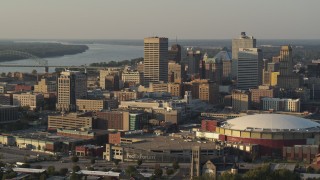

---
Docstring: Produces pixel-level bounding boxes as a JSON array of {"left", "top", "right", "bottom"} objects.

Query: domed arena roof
[{"left": 222, "top": 114, "right": 320, "bottom": 131}]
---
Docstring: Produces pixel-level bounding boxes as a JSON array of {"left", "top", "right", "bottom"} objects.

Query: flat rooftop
[
  {"left": 123, "top": 134, "right": 216, "bottom": 151},
  {"left": 3, "top": 129, "right": 89, "bottom": 143}
]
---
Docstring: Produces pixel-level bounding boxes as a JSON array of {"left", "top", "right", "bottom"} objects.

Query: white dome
[{"left": 223, "top": 114, "right": 320, "bottom": 131}]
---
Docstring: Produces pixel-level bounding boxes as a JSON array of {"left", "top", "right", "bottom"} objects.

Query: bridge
[{"left": 0, "top": 50, "right": 120, "bottom": 72}]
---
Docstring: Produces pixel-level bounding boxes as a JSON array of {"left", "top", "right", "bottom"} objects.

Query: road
[{"left": 0, "top": 146, "right": 190, "bottom": 179}]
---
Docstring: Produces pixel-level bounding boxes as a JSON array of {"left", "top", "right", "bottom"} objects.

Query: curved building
[{"left": 215, "top": 114, "right": 320, "bottom": 155}]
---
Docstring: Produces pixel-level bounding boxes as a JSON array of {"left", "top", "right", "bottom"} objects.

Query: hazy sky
[{"left": 0, "top": 0, "right": 319, "bottom": 40}]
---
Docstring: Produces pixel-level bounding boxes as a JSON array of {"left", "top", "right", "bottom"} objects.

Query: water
[
  {"left": 0, "top": 43, "right": 143, "bottom": 73},
  {"left": 0, "top": 39, "right": 320, "bottom": 73}
]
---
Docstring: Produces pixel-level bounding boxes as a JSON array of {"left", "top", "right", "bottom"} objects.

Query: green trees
[
  {"left": 72, "top": 165, "right": 81, "bottom": 172},
  {"left": 154, "top": 168, "right": 163, "bottom": 178},
  {"left": 32, "top": 69, "right": 37, "bottom": 75},
  {"left": 166, "top": 169, "right": 175, "bottom": 176},
  {"left": 113, "top": 159, "right": 120, "bottom": 166},
  {"left": 217, "top": 165, "right": 301, "bottom": 180},
  {"left": 47, "top": 166, "right": 55, "bottom": 176},
  {"left": 59, "top": 168, "right": 69, "bottom": 176},
  {"left": 90, "top": 158, "right": 96, "bottom": 165},
  {"left": 137, "top": 159, "right": 143, "bottom": 167},
  {"left": 0, "top": 42, "right": 88, "bottom": 62},
  {"left": 125, "top": 165, "right": 138, "bottom": 177},
  {"left": 218, "top": 172, "right": 241, "bottom": 180},
  {"left": 71, "top": 156, "right": 79, "bottom": 163},
  {"left": 172, "top": 161, "right": 180, "bottom": 170}
]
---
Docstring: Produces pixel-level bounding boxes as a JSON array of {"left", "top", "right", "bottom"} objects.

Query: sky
[{"left": 0, "top": 0, "right": 319, "bottom": 40}]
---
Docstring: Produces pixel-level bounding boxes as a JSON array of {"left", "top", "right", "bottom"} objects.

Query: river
[
  {"left": 1, "top": 39, "right": 319, "bottom": 73},
  {"left": 0, "top": 43, "right": 143, "bottom": 73}
]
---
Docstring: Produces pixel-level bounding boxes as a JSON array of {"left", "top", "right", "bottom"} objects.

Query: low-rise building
[
  {"left": 261, "top": 97, "right": 300, "bottom": 112},
  {"left": 153, "top": 108, "right": 181, "bottom": 124},
  {"left": 34, "top": 78, "right": 56, "bottom": 93},
  {"left": 0, "top": 93, "right": 12, "bottom": 105},
  {"left": 232, "top": 90, "right": 251, "bottom": 112},
  {"left": 14, "top": 84, "right": 32, "bottom": 92},
  {"left": 108, "top": 132, "right": 124, "bottom": 145},
  {"left": 122, "top": 71, "right": 143, "bottom": 86},
  {"left": 250, "top": 86, "right": 276, "bottom": 109},
  {"left": 283, "top": 145, "right": 319, "bottom": 164},
  {"left": 113, "top": 90, "right": 138, "bottom": 102},
  {"left": 167, "top": 83, "right": 182, "bottom": 97},
  {"left": 12, "top": 92, "right": 44, "bottom": 110},
  {"left": 129, "top": 112, "right": 149, "bottom": 131},
  {"left": 76, "top": 99, "right": 118, "bottom": 112},
  {"left": 96, "top": 111, "right": 130, "bottom": 131},
  {"left": 201, "top": 120, "right": 220, "bottom": 132},
  {"left": 75, "top": 145, "right": 105, "bottom": 157},
  {"left": 0, "top": 105, "right": 19, "bottom": 123},
  {"left": 48, "top": 113, "right": 93, "bottom": 130},
  {"left": 0, "top": 83, "right": 6, "bottom": 93}
]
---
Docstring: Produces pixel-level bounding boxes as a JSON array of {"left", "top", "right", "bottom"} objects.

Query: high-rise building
[
  {"left": 168, "top": 44, "right": 182, "bottom": 63},
  {"left": 237, "top": 48, "right": 263, "bottom": 90},
  {"left": 277, "top": 46, "right": 300, "bottom": 89},
  {"left": 144, "top": 37, "right": 168, "bottom": 86},
  {"left": 56, "top": 71, "right": 87, "bottom": 112},
  {"left": 204, "top": 58, "right": 223, "bottom": 84},
  {"left": 232, "top": 32, "right": 256, "bottom": 78},
  {"left": 212, "top": 51, "right": 232, "bottom": 80},
  {"left": 34, "top": 78, "right": 56, "bottom": 93},
  {"left": 187, "top": 50, "right": 202, "bottom": 76}
]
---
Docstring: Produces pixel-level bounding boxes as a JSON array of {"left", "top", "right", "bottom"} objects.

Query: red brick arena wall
[{"left": 225, "top": 136, "right": 306, "bottom": 156}]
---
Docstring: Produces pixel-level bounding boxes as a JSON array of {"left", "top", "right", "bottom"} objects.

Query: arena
[{"left": 215, "top": 114, "right": 320, "bottom": 156}]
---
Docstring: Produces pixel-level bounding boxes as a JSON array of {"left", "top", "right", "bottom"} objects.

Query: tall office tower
[
  {"left": 144, "top": 37, "right": 168, "bottom": 86},
  {"left": 232, "top": 32, "right": 256, "bottom": 78},
  {"left": 237, "top": 48, "right": 263, "bottom": 90},
  {"left": 187, "top": 49, "right": 202, "bottom": 76},
  {"left": 204, "top": 58, "right": 223, "bottom": 84},
  {"left": 277, "top": 45, "right": 300, "bottom": 89},
  {"left": 213, "top": 51, "right": 232, "bottom": 80},
  {"left": 168, "top": 44, "right": 182, "bottom": 63},
  {"left": 56, "top": 71, "right": 87, "bottom": 112}
]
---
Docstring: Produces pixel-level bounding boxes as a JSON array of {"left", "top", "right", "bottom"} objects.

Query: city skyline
[{"left": 0, "top": 0, "right": 319, "bottom": 40}]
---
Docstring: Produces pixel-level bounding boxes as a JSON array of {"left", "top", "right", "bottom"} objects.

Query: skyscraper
[
  {"left": 232, "top": 32, "right": 256, "bottom": 78},
  {"left": 56, "top": 70, "right": 87, "bottom": 112},
  {"left": 187, "top": 49, "right": 202, "bottom": 77},
  {"left": 144, "top": 37, "right": 168, "bottom": 86},
  {"left": 168, "top": 44, "right": 182, "bottom": 63},
  {"left": 237, "top": 48, "right": 263, "bottom": 90},
  {"left": 277, "top": 45, "right": 300, "bottom": 89}
]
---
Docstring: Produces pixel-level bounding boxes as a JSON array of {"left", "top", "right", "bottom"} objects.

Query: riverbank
[{"left": 0, "top": 42, "right": 88, "bottom": 62}]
